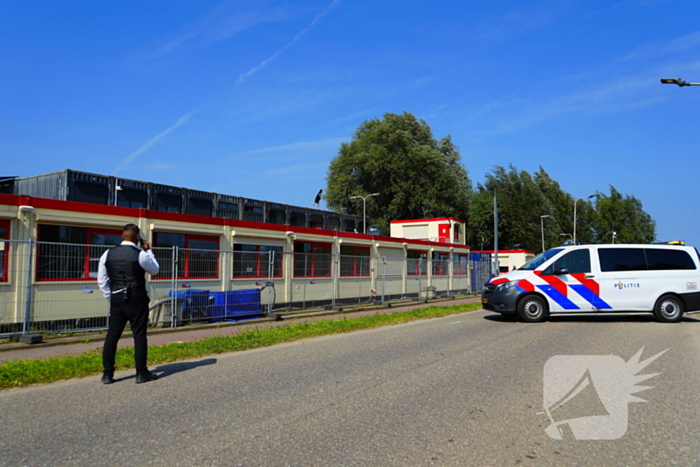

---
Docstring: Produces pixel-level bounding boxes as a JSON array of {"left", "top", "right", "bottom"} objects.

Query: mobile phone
[{"left": 137, "top": 235, "right": 144, "bottom": 246}]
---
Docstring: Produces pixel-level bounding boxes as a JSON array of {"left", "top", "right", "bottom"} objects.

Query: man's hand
[{"left": 141, "top": 239, "right": 151, "bottom": 251}]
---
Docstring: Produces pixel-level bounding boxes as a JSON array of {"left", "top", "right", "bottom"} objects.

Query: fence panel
[{"left": 0, "top": 240, "right": 482, "bottom": 337}]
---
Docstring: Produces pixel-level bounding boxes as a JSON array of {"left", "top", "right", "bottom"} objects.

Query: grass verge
[{"left": 0, "top": 302, "right": 482, "bottom": 390}]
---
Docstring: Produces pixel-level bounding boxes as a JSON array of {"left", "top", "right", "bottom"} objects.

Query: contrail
[
  {"left": 236, "top": 0, "right": 340, "bottom": 85},
  {"left": 115, "top": 1, "right": 340, "bottom": 172},
  {"left": 112, "top": 111, "right": 196, "bottom": 175}
]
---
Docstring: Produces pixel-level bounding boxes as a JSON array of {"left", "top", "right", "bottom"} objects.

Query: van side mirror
[{"left": 553, "top": 267, "right": 569, "bottom": 275}]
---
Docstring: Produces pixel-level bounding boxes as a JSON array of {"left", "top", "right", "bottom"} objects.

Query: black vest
[{"left": 105, "top": 244, "right": 146, "bottom": 293}]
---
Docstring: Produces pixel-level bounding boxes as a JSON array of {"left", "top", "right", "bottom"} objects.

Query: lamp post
[
  {"left": 540, "top": 215, "right": 550, "bottom": 253},
  {"left": 573, "top": 194, "right": 596, "bottom": 244},
  {"left": 349, "top": 193, "right": 379, "bottom": 234},
  {"left": 660, "top": 78, "right": 700, "bottom": 87},
  {"left": 560, "top": 233, "right": 573, "bottom": 244},
  {"left": 612, "top": 231, "right": 617, "bottom": 244}
]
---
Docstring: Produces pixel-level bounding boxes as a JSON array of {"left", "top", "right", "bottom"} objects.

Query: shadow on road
[{"left": 153, "top": 358, "right": 218, "bottom": 379}]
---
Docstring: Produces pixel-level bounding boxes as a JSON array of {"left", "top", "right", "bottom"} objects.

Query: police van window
[
  {"left": 598, "top": 248, "right": 647, "bottom": 272},
  {"left": 645, "top": 248, "right": 696, "bottom": 270},
  {"left": 519, "top": 248, "right": 562, "bottom": 271},
  {"left": 544, "top": 249, "right": 591, "bottom": 275}
]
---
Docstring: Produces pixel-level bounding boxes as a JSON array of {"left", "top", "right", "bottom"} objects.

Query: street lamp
[
  {"left": 660, "top": 78, "right": 700, "bottom": 87},
  {"left": 573, "top": 194, "right": 597, "bottom": 244},
  {"left": 540, "top": 215, "right": 550, "bottom": 253},
  {"left": 349, "top": 193, "right": 380, "bottom": 234},
  {"left": 612, "top": 231, "right": 617, "bottom": 244},
  {"left": 560, "top": 233, "right": 573, "bottom": 244}
]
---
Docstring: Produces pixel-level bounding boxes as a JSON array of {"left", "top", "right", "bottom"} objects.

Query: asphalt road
[{"left": 1, "top": 309, "right": 700, "bottom": 466}]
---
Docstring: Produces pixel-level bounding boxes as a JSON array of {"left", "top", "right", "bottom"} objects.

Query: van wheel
[
  {"left": 517, "top": 295, "right": 548, "bottom": 323},
  {"left": 654, "top": 294, "right": 684, "bottom": 323}
]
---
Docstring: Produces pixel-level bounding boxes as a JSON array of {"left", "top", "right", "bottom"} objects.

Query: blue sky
[{"left": 1, "top": 0, "right": 699, "bottom": 245}]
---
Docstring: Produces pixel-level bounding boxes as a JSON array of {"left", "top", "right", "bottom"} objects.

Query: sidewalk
[{"left": 0, "top": 296, "right": 483, "bottom": 363}]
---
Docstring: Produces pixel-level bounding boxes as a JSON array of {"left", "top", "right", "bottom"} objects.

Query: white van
[{"left": 481, "top": 243, "right": 700, "bottom": 322}]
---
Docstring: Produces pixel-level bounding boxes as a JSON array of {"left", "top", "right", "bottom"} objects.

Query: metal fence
[{"left": 0, "top": 240, "right": 492, "bottom": 338}]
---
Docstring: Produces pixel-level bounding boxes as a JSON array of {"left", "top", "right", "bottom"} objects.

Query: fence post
[
  {"left": 418, "top": 257, "right": 423, "bottom": 301},
  {"left": 170, "top": 246, "right": 178, "bottom": 328},
  {"left": 302, "top": 253, "right": 307, "bottom": 310},
  {"left": 267, "top": 250, "right": 274, "bottom": 316},
  {"left": 381, "top": 256, "right": 386, "bottom": 304},
  {"left": 22, "top": 238, "right": 35, "bottom": 335},
  {"left": 332, "top": 253, "right": 338, "bottom": 308}
]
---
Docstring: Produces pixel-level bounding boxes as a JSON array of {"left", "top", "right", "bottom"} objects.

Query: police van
[{"left": 481, "top": 243, "right": 700, "bottom": 322}]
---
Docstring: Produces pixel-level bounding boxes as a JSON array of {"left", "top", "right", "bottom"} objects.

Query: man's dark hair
[{"left": 123, "top": 224, "right": 140, "bottom": 236}]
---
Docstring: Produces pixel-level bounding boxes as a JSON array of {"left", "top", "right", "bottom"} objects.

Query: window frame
[
  {"left": 36, "top": 225, "right": 122, "bottom": 282},
  {"left": 233, "top": 244, "right": 284, "bottom": 279},
  {"left": 432, "top": 251, "right": 450, "bottom": 276},
  {"left": 294, "top": 241, "right": 332, "bottom": 278},
  {"left": 340, "top": 245, "right": 371, "bottom": 277},
  {"left": 407, "top": 250, "right": 427, "bottom": 276},
  {"left": 0, "top": 220, "right": 9, "bottom": 283},
  {"left": 152, "top": 232, "right": 220, "bottom": 280}
]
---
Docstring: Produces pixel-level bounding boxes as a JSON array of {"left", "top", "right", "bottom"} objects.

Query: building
[
  {"left": 0, "top": 189, "right": 473, "bottom": 335},
  {"left": 471, "top": 249, "right": 536, "bottom": 273},
  {"left": 390, "top": 218, "right": 466, "bottom": 245}
]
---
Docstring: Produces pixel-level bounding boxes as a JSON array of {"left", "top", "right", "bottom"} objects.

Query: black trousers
[{"left": 103, "top": 290, "right": 150, "bottom": 375}]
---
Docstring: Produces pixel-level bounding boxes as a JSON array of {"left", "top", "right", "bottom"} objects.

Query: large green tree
[
  {"left": 469, "top": 165, "right": 555, "bottom": 252},
  {"left": 594, "top": 186, "right": 656, "bottom": 243},
  {"left": 325, "top": 112, "right": 471, "bottom": 234}
]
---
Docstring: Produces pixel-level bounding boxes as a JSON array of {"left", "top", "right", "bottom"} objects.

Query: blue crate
[
  {"left": 168, "top": 289, "right": 210, "bottom": 322},
  {"left": 209, "top": 289, "right": 263, "bottom": 322}
]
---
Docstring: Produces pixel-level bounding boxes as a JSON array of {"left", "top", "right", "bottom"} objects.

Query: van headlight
[{"left": 495, "top": 280, "right": 519, "bottom": 293}]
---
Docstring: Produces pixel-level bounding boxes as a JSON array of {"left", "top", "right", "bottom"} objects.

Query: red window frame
[
  {"left": 183, "top": 235, "right": 220, "bottom": 280},
  {"left": 36, "top": 226, "right": 122, "bottom": 282},
  {"left": 86, "top": 228, "right": 124, "bottom": 280},
  {"left": 0, "top": 220, "right": 9, "bottom": 283},
  {"left": 432, "top": 251, "right": 450, "bottom": 276},
  {"left": 233, "top": 244, "right": 284, "bottom": 279},
  {"left": 455, "top": 254, "right": 469, "bottom": 275},
  {"left": 340, "top": 245, "right": 370, "bottom": 277},
  {"left": 152, "top": 233, "right": 220, "bottom": 280},
  {"left": 407, "top": 250, "right": 427, "bottom": 276},
  {"left": 294, "top": 242, "right": 332, "bottom": 278}
]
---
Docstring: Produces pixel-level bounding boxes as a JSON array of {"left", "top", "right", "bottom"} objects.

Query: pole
[
  {"left": 22, "top": 238, "right": 35, "bottom": 335},
  {"left": 362, "top": 198, "right": 366, "bottom": 234},
  {"left": 493, "top": 192, "right": 499, "bottom": 276},
  {"left": 540, "top": 215, "right": 549, "bottom": 253},
  {"left": 574, "top": 195, "right": 596, "bottom": 244}
]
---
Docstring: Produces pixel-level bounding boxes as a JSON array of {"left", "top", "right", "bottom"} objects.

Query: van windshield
[{"left": 517, "top": 249, "right": 563, "bottom": 271}]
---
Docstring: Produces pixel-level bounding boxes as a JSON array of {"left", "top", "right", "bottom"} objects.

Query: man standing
[
  {"left": 313, "top": 189, "right": 323, "bottom": 208},
  {"left": 97, "top": 224, "right": 160, "bottom": 384}
]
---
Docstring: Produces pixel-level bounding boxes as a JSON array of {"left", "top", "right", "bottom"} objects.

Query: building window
[
  {"left": 340, "top": 245, "right": 370, "bottom": 277},
  {"left": 116, "top": 189, "right": 147, "bottom": 208},
  {"left": 432, "top": 251, "right": 449, "bottom": 276},
  {"left": 0, "top": 220, "right": 9, "bottom": 282},
  {"left": 294, "top": 242, "right": 331, "bottom": 277},
  {"left": 454, "top": 254, "right": 469, "bottom": 275},
  {"left": 407, "top": 250, "right": 427, "bottom": 276},
  {"left": 153, "top": 233, "right": 219, "bottom": 279},
  {"left": 36, "top": 225, "right": 122, "bottom": 281},
  {"left": 233, "top": 244, "right": 283, "bottom": 278}
]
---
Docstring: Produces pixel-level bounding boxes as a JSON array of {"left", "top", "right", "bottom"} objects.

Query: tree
[
  {"left": 468, "top": 165, "right": 555, "bottom": 252},
  {"left": 594, "top": 186, "right": 656, "bottom": 243},
  {"left": 325, "top": 112, "right": 471, "bottom": 234},
  {"left": 534, "top": 167, "right": 596, "bottom": 246}
]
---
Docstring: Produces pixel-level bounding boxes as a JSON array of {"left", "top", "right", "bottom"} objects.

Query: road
[{"left": 1, "top": 310, "right": 699, "bottom": 466}]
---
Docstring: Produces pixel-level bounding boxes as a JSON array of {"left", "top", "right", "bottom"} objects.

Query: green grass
[{"left": 0, "top": 302, "right": 482, "bottom": 389}]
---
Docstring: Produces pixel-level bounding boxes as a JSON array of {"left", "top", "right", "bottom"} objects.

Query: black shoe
[
  {"left": 101, "top": 373, "right": 115, "bottom": 385},
  {"left": 135, "top": 371, "right": 159, "bottom": 384}
]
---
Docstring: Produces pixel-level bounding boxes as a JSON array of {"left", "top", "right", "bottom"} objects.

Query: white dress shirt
[{"left": 97, "top": 241, "right": 160, "bottom": 298}]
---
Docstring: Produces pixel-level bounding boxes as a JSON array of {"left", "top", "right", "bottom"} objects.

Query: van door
[
  {"left": 537, "top": 249, "right": 609, "bottom": 312},
  {"left": 596, "top": 248, "right": 649, "bottom": 310}
]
